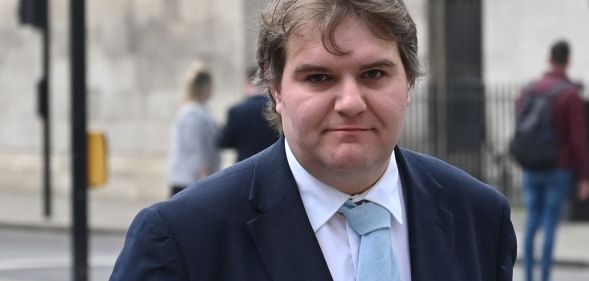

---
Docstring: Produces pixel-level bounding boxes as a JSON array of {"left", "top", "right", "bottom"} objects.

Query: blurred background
[{"left": 0, "top": 0, "right": 589, "bottom": 280}]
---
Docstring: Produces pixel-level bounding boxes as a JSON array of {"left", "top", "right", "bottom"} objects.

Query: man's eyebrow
[
  {"left": 293, "top": 64, "right": 331, "bottom": 75},
  {"left": 360, "top": 59, "right": 397, "bottom": 70},
  {"left": 293, "top": 59, "right": 397, "bottom": 74}
]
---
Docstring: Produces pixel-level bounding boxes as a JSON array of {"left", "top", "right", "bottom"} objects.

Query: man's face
[{"left": 272, "top": 16, "right": 410, "bottom": 191}]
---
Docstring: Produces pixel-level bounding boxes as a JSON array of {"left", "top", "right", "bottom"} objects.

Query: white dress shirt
[{"left": 285, "top": 140, "right": 411, "bottom": 281}]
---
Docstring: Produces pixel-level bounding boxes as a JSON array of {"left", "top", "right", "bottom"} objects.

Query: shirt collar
[{"left": 285, "top": 140, "right": 405, "bottom": 232}]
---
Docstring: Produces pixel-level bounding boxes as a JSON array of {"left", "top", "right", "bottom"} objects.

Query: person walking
[
  {"left": 218, "top": 66, "right": 278, "bottom": 162},
  {"left": 167, "top": 62, "right": 220, "bottom": 197},
  {"left": 517, "top": 40, "right": 589, "bottom": 281}
]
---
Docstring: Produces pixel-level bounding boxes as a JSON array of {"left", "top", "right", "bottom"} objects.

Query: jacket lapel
[
  {"left": 247, "top": 139, "right": 333, "bottom": 281},
  {"left": 396, "top": 148, "right": 456, "bottom": 281}
]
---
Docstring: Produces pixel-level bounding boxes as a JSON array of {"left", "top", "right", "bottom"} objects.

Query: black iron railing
[{"left": 400, "top": 83, "right": 531, "bottom": 205}]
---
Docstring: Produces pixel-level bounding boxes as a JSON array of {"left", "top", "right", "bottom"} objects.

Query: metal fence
[{"left": 399, "top": 83, "right": 526, "bottom": 205}]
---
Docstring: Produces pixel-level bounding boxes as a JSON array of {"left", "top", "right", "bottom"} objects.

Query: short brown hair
[
  {"left": 256, "top": 0, "right": 421, "bottom": 133},
  {"left": 550, "top": 40, "right": 570, "bottom": 66}
]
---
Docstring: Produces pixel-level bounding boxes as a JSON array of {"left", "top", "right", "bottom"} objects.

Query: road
[
  {"left": 513, "top": 266, "right": 589, "bottom": 281},
  {"left": 0, "top": 227, "right": 123, "bottom": 281},
  {"left": 1, "top": 226, "right": 589, "bottom": 281}
]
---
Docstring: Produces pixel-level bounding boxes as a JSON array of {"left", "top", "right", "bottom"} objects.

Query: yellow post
[{"left": 87, "top": 131, "right": 108, "bottom": 188}]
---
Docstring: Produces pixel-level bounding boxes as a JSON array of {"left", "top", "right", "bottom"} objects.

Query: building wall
[
  {"left": 484, "top": 0, "right": 589, "bottom": 91},
  {"left": 0, "top": 0, "right": 587, "bottom": 200},
  {"left": 0, "top": 0, "right": 245, "bottom": 199}
]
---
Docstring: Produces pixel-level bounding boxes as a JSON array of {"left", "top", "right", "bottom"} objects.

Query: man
[
  {"left": 110, "top": 1, "right": 516, "bottom": 280},
  {"left": 218, "top": 66, "right": 278, "bottom": 162},
  {"left": 517, "top": 40, "right": 589, "bottom": 281}
]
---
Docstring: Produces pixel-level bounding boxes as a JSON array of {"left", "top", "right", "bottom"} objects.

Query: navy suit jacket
[
  {"left": 218, "top": 95, "right": 278, "bottom": 162},
  {"left": 110, "top": 139, "right": 516, "bottom": 281}
]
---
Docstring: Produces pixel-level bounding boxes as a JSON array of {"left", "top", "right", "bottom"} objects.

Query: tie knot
[{"left": 338, "top": 200, "right": 391, "bottom": 236}]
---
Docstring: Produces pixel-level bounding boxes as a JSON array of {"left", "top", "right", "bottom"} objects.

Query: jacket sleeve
[
  {"left": 563, "top": 90, "right": 589, "bottom": 180},
  {"left": 495, "top": 198, "right": 517, "bottom": 281},
  {"left": 109, "top": 207, "right": 187, "bottom": 281}
]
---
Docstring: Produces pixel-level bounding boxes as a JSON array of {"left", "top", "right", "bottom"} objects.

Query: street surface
[
  {"left": 0, "top": 227, "right": 123, "bottom": 281},
  {"left": 0, "top": 226, "right": 588, "bottom": 281},
  {"left": 513, "top": 266, "right": 589, "bottom": 281}
]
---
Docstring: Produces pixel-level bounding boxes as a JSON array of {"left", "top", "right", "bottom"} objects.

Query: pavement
[
  {"left": 0, "top": 189, "right": 156, "bottom": 234},
  {"left": 0, "top": 188, "right": 588, "bottom": 268}
]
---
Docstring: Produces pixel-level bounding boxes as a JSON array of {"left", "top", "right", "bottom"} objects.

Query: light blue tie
[{"left": 338, "top": 200, "right": 400, "bottom": 281}]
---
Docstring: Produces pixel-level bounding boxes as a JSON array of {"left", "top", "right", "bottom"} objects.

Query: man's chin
[
  {"left": 325, "top": 155, "right": 373, "bottom": 172},
  {"left": 323, "top": 148, "right": 391, "bottom": 172}
]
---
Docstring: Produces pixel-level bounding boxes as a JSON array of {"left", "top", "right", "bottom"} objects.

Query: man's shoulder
[
  {"left": 399, "top": 148, "right": 475, "bottom": 180},
  {"left": 399, "top": 148, "right": 507, "bottom": 202},
  {"left": 531, "top": 73, "right": 578, "bottom": 95},
  {"left": 155, "top": 157, "right": 261, "bottom": 223},
  {"left": 228, "top": 96, "right": 265, "bottom": 116},
  {"left": 239, "top": 95, "right": 267, "bottom": 109},
  {"left": 539, "top": 78, "right": 582, "bottom": 107}
]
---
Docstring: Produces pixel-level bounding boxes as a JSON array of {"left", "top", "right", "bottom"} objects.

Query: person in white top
[
  {"left": 168, "top": 62, "right": 220, "bottom": 197},
  {"left": 111, "top": 1, "right": 516, "bottom": 280}
]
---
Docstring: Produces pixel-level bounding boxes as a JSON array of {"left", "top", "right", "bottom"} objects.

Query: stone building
[{"left": 0, "top": 0, "right": 587, "bottom": 200}]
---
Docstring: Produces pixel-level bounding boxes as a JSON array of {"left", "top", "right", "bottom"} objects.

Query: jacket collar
[
  {"left": 247, "top": 137, "right": 333, "bottom": 281},
  {"left": 246, "top": 141, "right": 455, "bottom": 281},
  {"left": 395, "top": 147, "right": 455, "bottom": 281}
]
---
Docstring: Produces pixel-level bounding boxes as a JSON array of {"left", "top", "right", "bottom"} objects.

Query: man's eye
[
  {"left": 307, "top": 74, "right": 330, "bottom": 83},
  {"left": 363, "top": 70, "right": 384, "bottom": 79}
]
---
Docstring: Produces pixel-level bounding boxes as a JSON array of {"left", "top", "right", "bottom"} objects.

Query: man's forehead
[
  {"left": 284, "top": 31, "right": 399, "bottom": 64},
  {"left": 285, "top": 16, "right": 398, "bottom": 56}
]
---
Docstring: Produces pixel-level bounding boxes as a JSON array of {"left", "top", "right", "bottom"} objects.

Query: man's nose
[{"left": 334, "top": 78, "right": 367, "bottom": 117}]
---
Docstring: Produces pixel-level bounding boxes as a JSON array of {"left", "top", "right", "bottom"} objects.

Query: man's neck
[{"left": 549, "top": 63, "right": 567, "bottom": 76}]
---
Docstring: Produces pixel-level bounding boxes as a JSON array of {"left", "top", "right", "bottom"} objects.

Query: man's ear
[{"left": 271, "top": 88, "right": 282, "bottom": 113}]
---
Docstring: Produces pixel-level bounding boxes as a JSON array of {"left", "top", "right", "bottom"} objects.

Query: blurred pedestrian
[
  {"left": 167, "top": 62, "right": 220, "bottom": 197},
  {"left": 516, "top": 40, "right": 589, "bottom": 281},
  {"left": 218, "top": 66, "right": 278, "bottom": 162},
  {"left": 110, "top": 1, "right": 516, "bottom": 280}
]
